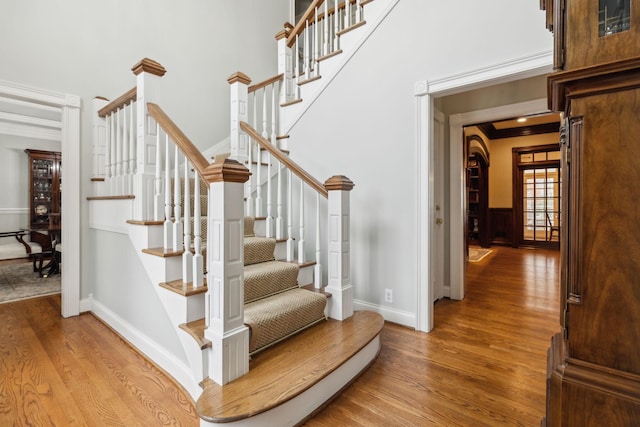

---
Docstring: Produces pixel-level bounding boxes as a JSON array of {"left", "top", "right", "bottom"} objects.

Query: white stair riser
[
  {"left": 298, "top": 264, "right": 314, "bottom": 286},
  {"left": 274, "top": 240, "right": 287, "bottom": 261},
  {"left": 176, "top": 332, "right": 209, "bottom": 387}
]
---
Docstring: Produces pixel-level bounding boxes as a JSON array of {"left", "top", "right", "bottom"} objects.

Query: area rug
[
  {"left": 0, "top": 262, "right": 61, "bottom": 304},
  {"left": 469, "top": 247, "right": 492, "bottom": 263}
]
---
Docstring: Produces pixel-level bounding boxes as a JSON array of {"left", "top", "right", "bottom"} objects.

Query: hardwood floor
[
  {"left": 0, "top": 246, "right": 559, "bottom": 426},
  {"left": 304, "top": 246, "right": 560, "bottom": 426},
  {"left": 0, "top": 295, "right": 198, "bottom": 426}
]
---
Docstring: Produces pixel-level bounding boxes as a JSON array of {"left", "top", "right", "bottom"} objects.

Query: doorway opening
[{"left": 513, "top": 144, "right": 561, "bottom": 248}]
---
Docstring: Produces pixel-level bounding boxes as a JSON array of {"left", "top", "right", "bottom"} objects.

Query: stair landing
[{"left": 196, "top": 310, "right": 384, "bottom": 426}]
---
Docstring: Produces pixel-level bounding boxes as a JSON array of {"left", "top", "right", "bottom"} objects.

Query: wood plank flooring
[
  {"left": 0, "top": 246, "right": 559, "bottom": 426},
  {"left": 304, "top": 246, "right": 560, "bottom": 426},
  {"left": 0, "top": 295, "right": 198, "bottom": 426}
]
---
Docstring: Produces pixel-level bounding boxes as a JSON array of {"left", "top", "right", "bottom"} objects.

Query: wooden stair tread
[
  {"left": 142, "top": 247, "right": 184, "bottom": 257},
  {"left": 179, "top": 318, "right": 211, "bottom": 349},
  {"left": 300, "top": 283, "right": 332, "bottom": 298},
  {"left": 159, "top": 278, "right": 208, "bottom": 296},
  {"left": 297, "top": 74, "right": 321, "bottom": 86},
  {"left": 196, "top": 311, "right": 383, "bottom": 423},
  {"left": 336, "top": 20, "right": 366, "bottom": 36},
  {"left": 280, "top": 259, "right": 316, "bottom": 268},
  {"left": 317, "top": 49, "right": 343, "bottom": 62},
  {"left": 281, "top": 98, "right": 302, "bottom": 107}
]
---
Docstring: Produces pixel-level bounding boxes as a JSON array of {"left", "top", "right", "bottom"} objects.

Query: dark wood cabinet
[
  {"left": 25, "top": 149, "right": 61, "bottom": 230},
  {"left": 542, "top": 1, "right": 640, "bottom": 425}
]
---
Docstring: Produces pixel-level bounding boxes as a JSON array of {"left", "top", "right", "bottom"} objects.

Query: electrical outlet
[{"left": 384, "top": 288, "right": 393, "bottom": 303}]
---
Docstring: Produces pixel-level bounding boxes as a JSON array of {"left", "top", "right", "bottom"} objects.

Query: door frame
[
  {"left": 0, "top": 79, "right": 81, "bottom": 317},
  {"left": 513, "top": 146, "right": 562, "bottom": 248},
  {"left": 413, "top": 51, "right": 552, "bottom": 332}
]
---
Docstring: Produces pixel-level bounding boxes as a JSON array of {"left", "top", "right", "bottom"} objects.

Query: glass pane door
[{"left": 522, "top": 167, "right": 560, "bottom": 243}]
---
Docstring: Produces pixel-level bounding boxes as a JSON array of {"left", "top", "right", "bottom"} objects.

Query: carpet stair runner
[
  {"left": 242, "top": 216, "right": 327, "bottom": 354},
  {"left": 165, "top": 180, "right": 328, "bottom": 354}
]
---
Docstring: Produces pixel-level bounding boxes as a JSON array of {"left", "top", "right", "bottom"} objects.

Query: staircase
[
  {"left": 89, "top": 1, "right": 396, "bottom": 424},
  {"left": 242, "top": 216, "right": 328, "bottom": 354}
]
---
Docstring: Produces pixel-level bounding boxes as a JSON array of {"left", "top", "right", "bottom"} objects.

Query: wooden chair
[
  {"left": 546, "top": 212, "right": 560, "bottom": 241},
  {"left": 34, "top": 213, "right": 61, "bottom": 277}
]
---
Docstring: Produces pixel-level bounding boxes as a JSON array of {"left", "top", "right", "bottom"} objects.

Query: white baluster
[
  {"left": 334, "top": 0, "right": 340, "bottom": 49},
  {"left": 261, "top": 87, "right": 268, "bottom": 141},
  {"left": 122, "top": 104, "right": 129, "bottom": 194},
  {"left": 266, "top": 150, "right": 273, "bottom": 238},
  {"left": 295, "top": 34, "right": 300, "bottom": 88},
  {"left": 154, "top": 123, "right": 163, "bottom": 221},
  {"left": 345, "top": 0, "right": 351, "bottom": 28},
  {"left": 356, "top": 0, "right": 362, "bottom": 22},
  {"left": 298, "top": 179, "right": 305, "bottom": 263},
  {"left": 314, "top": 7, "right": 319, "bottom": 71},
  {"left": 129, "top": 101, "right": 136, "bottom": 194},
  {"left": 254, "top": 91, "right": 262, "bottom": 216},
  {"left": 110, "top": 111, "right": 117, "bottom": 195},
  {"left": 173, "top": 145, "right": 183, "bottom": 252},
  {"left": 246, "top": 137, "right": 254, "bottom": 217},
  {"left": 315, "top": 192, "right": 321, "bottom": 289},
  {"left": 182, "top": 158, "right": 193, "bottom": 284},
  {"left": 271, "top": 83, "right": 277, "bottom": 145},
  {"left": 116, "top": 107, "right": 123, "bottom": 194},
  {"left": 287, "top": 169, "right": 294, "bottom": 261},
  {"left": 323, "top": 1, "right": 329, "bottom": 56},
  {"left": 304, "top": 21, "right": 310, "bottom": 80},
  {"left": 164, "top": 133, "right": 172, "bottom": 249},
  {"left": 276, "top": 156, "right": 283, "bottom": 239},
  {"left": 193, "top": 174, "right": 203, "bottom": 288},
  {"left": 105, "top": 114, "right": 112, "bottom": 193}
]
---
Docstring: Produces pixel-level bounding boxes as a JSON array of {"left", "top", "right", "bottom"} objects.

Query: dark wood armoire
[{"left": 541, "top": 0, "right": 640, "bottom": 425}]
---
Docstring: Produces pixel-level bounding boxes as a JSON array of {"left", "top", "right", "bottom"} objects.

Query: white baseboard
[
  {"left": 353, "top": 299, "right": 416, "bottom": 329},
  {"left": 79, "top": 296, "right": 92, "bottom": 313},
  {"left": 90, "top": 298, "right": 201, "bottom": 400}
]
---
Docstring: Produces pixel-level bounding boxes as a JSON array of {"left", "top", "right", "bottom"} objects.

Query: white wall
[
  {"left": 488, "top": 133, "right": 560, "bottom": 208},
  {"left": 287, "top": 0, "right": 552, "bottom": 320}
]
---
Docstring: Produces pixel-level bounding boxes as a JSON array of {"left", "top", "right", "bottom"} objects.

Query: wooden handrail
[
  {"left": 98, "top": 87, "right": 137, "bottom": 118},
  {"left": 287, "top": 0, "right": 324, "bottom": 47},
  {"left": 286, "top": 0, "right": 361, "bottom": 47},
  {"left": 147, "top": 103, "right": 210, "bottom": 179},
  {"left": 240, "top": 121, "right": 328, "bottom": 198},
  {"left": 248, "top": 74, "right": 284, "bottom": 94}
]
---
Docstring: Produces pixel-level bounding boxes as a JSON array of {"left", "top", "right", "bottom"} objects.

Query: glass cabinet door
[{"left": 25, "top": 150, "right": 62, "bottom": 230}]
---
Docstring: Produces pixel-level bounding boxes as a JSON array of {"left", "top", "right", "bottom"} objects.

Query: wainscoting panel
[{"left": 489, "top": 208, "right": 513, "bottom": 246}]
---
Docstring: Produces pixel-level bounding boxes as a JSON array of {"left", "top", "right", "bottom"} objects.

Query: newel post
[
  {"left": 228, "top": 72, "right": 251, "bottom": 164},
  {"left": 276, "top": 24, "right": 294, "bottom": 102},
  {"left": 202, "top": 158, "right": 251, "bottom": 385},
  {"left": 324, "top": 175, "right": 355, "bottom": 320},
  {"left": 132, "top": 58, "right": 166, "bottom": 220}
]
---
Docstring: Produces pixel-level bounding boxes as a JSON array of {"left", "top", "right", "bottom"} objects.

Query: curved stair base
[{"left": 197, "top": 311, "right": 384, "bottom": 426}]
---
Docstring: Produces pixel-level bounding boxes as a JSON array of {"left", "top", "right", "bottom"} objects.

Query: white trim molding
[
  {"left": 0, "top": 78, "right": 82, "bottom": 318},
  {"left": 0, "top": 208, "right": 29, "bottom": 215},
  {"left": 414, "top": 51, "right": 553, "bottom": 333},
  {"left": 427, "top": 51, "right": 553, "bottom": 96},
  {"left": 353, "top": 299, "right": 416, "bottom": 328},
  {"left": 91, "top": 298, "right": 201, "bottom": 399}
]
